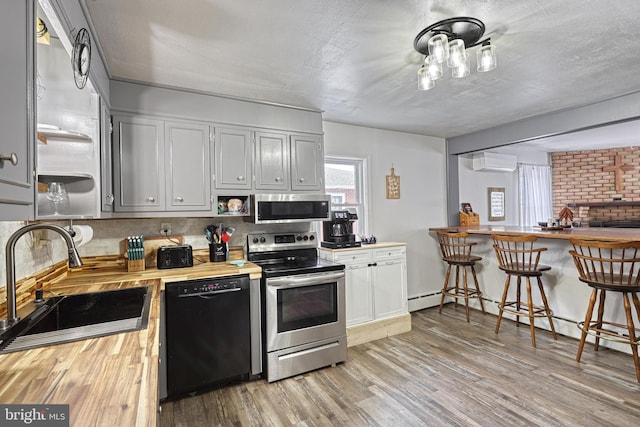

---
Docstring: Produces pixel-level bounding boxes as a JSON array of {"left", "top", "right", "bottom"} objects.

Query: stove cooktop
[{"left": 254, "top": 258, "right": 344, "bottom": 278}]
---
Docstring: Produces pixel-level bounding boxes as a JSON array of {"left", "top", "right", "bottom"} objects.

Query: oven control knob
[
  {"left": 309, "top": 235, "right": 315, "bottom": 241},
  {"left": 303, "top": 235, "right": 309, "bottom": 241},
  {"left": 252, "top": 237, "right": 259, "bottom": 244},
  {"left": 260, "top": 237, "right": 266, "bottom": 243},
  {"left": 296, "top": 235, "right": 302, "bottom": 241}
]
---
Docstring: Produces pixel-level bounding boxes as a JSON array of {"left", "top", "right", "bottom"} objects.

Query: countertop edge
[
  {"left": 318, "top": 242, "right": 406, "bottom": 252},
  {"left": 428, "top": 226, "right": 640, "bottom": 241}
]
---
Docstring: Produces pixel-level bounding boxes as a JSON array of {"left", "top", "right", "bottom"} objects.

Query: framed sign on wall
[
  {"left": 386, "top": 167, "right": 400, "bottom": 199},
  {"left": 488, "top": 187, "right": 505, "bottom": 221}
]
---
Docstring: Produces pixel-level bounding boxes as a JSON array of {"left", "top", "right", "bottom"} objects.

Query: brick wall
[{"left": 551, "top": 147, "right": 640, "bottom": 223}]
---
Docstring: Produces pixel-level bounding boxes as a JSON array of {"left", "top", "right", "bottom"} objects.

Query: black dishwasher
[{"left": 163, "top": 274, "right": 250, "bottom": 399}]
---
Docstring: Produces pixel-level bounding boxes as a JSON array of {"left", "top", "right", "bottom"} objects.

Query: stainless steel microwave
[{"left": 247, "top": 194, "right": 331, "bottom": 224}]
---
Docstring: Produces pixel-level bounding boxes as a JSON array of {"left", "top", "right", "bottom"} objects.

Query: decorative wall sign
[
  {"left": 488, "top": 187, "right": 505, "bottom": 221},
  {"left": 386, "top": 167, "right": 400, "bottom": 199}
]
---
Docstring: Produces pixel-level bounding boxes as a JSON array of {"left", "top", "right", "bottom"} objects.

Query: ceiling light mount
[
  {"left": 413, "top": 17, "right": 496, "bottom": 90},
  {"left": 414, "top": 17, "right": 486, "bottom": 54}
]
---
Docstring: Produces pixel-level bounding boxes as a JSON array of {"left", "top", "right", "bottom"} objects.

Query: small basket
[
  {"left": 127, "top": 258, "right": 145, "bottom": 272},
  {"left": 459, "top": 211, "right": 480, "bottom": 226}
]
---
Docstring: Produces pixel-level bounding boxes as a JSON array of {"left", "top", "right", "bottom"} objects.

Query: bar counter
[
  {"left": 429, "top": 225, "right": 640, "bottom": 241},
  {"left": 427, "top": 225, "right": 640, "bottom": 355}
]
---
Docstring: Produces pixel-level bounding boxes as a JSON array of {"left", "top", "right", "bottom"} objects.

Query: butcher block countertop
[
  {"left": 429, "top": 225, "right": 640, "bottom": 241},
  {"left": 0, "top": 248, "right": 261, "bottom": 427}
]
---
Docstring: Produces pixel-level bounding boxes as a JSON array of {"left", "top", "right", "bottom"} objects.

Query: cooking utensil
[{"left": 221, "top": 232, "right": 230, "bottom": 243}]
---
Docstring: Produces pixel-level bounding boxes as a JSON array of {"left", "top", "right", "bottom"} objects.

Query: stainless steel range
[{"left": 247, "top": 231, "right": 347, "bottom": 383}]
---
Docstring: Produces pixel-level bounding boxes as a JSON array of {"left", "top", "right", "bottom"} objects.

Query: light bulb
[
  {"left": 447, "top": 39, "right": 467, "bottom": 68},
  {"left": 477, "top": 44, "right": 497, "bottom": 72},
  {"left": 451, "top": 55, "right": 470, "bottom": 78},
  {"left": 427, "top": 34, "right": 449, "bottom": 63},
  {"left": 417, "top": 66, "right": 435, "bottom": 90},
  {"left": 424, "top": 55, "right": 443, "bottom": 80}
]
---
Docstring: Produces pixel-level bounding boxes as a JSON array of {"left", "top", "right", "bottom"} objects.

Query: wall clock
[{"left": 72, "top": 28, "right": 91, "bottom": 89}]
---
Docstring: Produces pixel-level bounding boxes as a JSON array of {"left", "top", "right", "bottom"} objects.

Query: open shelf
[
  {"left": 213, "top": 195, "right": 250, "bottom": 216},
  {"left": 36, "top": 174, "right": 97, "bottom": 219},
  {"left": 568, "top": 201, "right": 640, "bottom": 208},
  {"left": 37, "top": 125, "right": 92, "bottom": 142}
]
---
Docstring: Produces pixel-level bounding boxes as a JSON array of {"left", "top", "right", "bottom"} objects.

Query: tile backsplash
[{"left": 0, "top": 217, "right": 312, "bottom": 289}]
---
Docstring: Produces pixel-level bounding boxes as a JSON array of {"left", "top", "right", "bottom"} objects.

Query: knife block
[{"left": 126, "top": 258, "right": 145, "bottom": 272}]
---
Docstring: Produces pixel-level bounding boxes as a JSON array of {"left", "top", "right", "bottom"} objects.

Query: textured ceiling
[{"left": 84, "top": 0, "right": 640, "bottom": 139}]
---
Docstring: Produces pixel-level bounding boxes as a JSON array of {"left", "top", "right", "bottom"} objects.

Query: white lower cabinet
[{"left": 320, "top": 244, "right": 408, "bottom": 327}]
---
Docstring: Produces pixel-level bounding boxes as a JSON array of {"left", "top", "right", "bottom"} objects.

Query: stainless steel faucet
[{"left": 2, "top": 223, "right": 83, "bottom": 331}]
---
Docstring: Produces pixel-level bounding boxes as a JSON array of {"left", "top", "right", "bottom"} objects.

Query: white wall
[
  {"left": 458, "top": 147, "right": 549, "bottom": 226},
  {"left": 322, "top": 121, "right": 447, "bottom": 308}
]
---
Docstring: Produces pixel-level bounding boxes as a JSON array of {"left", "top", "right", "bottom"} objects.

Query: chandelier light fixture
[{"left": 414, "top": 17, "right": 497, "bottom": 90}]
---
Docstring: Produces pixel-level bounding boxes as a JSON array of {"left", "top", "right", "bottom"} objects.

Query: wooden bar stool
[
  {"left": 569, "top": 238, "right": 640, "bottom": 383},
  {"left": 436, "top": 231, "right": 486, "bottom": 322},
  {"left": 491, "top": 234, "right": 557, "bottom": 347}
]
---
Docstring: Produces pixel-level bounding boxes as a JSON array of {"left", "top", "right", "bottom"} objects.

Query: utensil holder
[{"left": 209, "top": 243, "right": 228, "bottom": 262}]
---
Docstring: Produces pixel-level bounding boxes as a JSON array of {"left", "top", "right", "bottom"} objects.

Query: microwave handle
[{"left": 267, "top": 271, "right": 344, "bottom": 288}]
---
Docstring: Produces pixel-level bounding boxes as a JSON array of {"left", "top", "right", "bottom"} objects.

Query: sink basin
[{"left": 0, "top": 286, "right": 152, "bottom": 354}]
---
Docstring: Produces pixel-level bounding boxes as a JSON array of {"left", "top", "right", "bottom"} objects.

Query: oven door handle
[{"left": 267, "top": 271, "right": 344, "bottom": 288}]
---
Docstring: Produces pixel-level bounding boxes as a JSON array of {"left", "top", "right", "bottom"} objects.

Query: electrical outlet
[{"left": 160, "top": 223, "right": 172, "bottom": 235}]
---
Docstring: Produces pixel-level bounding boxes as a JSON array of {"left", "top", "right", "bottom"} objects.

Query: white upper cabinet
[
  {"left": 0, "top": 0, "right": 35, "bottom": 220},
  {"left": 213, "top": 126, "right": 252, "bottom": 190},
  {"left": 100, "top": 100, "right": 113, "bottom": 212}
]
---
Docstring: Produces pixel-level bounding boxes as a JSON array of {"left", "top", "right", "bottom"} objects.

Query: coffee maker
[{"left": 321, "top": 209, "right": 361, "bottom": 249}]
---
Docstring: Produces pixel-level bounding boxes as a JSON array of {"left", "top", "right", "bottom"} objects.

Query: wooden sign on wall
[{"left": 386, "top": 167, "right": 400, "bottom": 199}]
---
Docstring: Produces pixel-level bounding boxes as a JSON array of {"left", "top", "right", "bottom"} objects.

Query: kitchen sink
[{"left": 0, "top": 286, "right": 152, "bottom": 354}]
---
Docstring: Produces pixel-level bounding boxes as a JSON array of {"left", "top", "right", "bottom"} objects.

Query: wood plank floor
[{"left": 160, "top": 306, "right": 640, "bottom": 426}]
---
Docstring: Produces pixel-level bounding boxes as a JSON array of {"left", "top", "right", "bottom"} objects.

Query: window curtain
[{"left": 518, "top": 164, "right": 553, "bottom": 226}]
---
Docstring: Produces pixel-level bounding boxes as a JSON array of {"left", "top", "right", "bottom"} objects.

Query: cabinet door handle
[
  {"left": 176, "top": 196, "right": 184, "bottom": 202},
  {"left": 275, "top": 177, "right": 282, "bottom": 182},
  {"left": 146, "top": 196, "right": 156, "bottom": 203},
  {"left": 106, "top": 194, "right": 114, "bottom": 204},
  {"left": 237, "top": 176, "right": 244, "bottom": 181},
  {"left": 0, "top": 153, "right": 18, "bottom": 166},
  {"left": 299, "top": 177, "right": 305, "bottom": 182}
]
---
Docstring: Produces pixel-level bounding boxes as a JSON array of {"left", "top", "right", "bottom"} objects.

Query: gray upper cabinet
[
  {"left": 290, "top": 134, "right": 323, "bottom": 191},
  {"left": 255, "top": 131, "right": 324, "bottom": 192},
  {"left": 113, "top": 115, "right": 165, "bottom": 212},
  {"left": 0, "top": 0, "right": 35, "bottom": 220},
  {"left": 213, "top": 126, "right": 252, "bottom": 190},
  {"left": 255, "top": 131, "right": 289, "bottom": 191},
  {"left": 113, "top": 114, "right": 212, "bottom": 213},
  {"left": 165, "top": 121, "right": 211, "bottom": 210}
]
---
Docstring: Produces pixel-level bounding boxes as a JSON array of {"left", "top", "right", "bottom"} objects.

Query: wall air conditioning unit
[{"left": 472, "top": 152, "right": 517, "bottom": 172}]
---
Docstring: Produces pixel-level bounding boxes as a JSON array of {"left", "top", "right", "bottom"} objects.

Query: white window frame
[{"left": 324, "top": 156, "right": 368, "bottom": 236}]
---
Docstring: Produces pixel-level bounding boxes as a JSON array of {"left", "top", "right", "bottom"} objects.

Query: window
[
  {"left": 518, "top": 164, "right": 552, "bottom": 226},
  {"left": 324, "top": 157, "right": 367, "bottom": 235}
]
